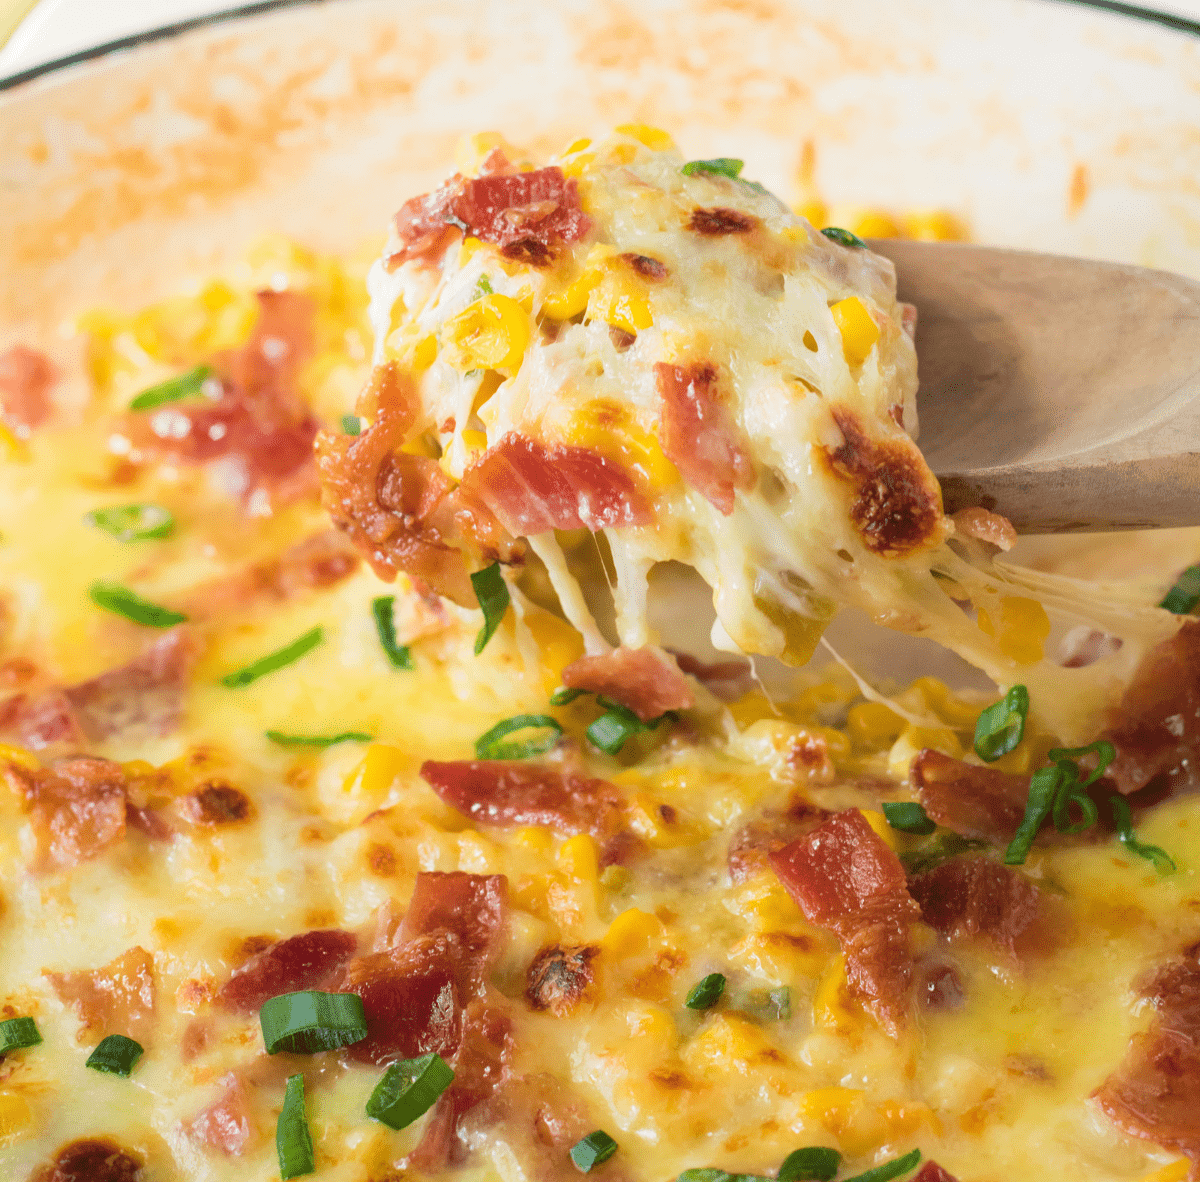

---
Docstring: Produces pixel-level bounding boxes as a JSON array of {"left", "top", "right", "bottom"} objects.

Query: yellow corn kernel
[
  {"left": 561, "top": 153, "right": 596, "bottom": 180},
  {"left": 887, "top": 723, "right": 962, "bottom": 780},
  {"left": 541, "top": 266, "right": 604, "bottom": 321},
  {"left": 830, "top": 297, "right": 880, "bottom": 368},
  {"left": 727, "top": 692, "right": 780, "bottom": 730},
  {"left": 522, "top": 608, "right": 585, "bottom": 697},
  {"left": 812, "top": 956, "right": 861, "bottom": 1032},
  {"left": 799, "top": 1086, "right": 866, "bottom": 1130},
  {"left": 977, "top": 596, "right": 1051, "bottom": 665},
  {"left": 846, "top": 702, "right": 908, "bottom": 751},
  {"left": 443, "top": 294, "right": 530, "bottom": 376},
  {"left": 559, "top": 833, "right": 600, "bottom": 883},
  {"left": 589, "top": 273, "right": 653, "bottom": 335},
  {"left": 0, "top": 1091, "right": 33, "bottom": 1145},
  {"left": 514, "top": 827, "right": 554, "bottom": 854},
  {"left": 562, "top": 137, "right": 592, "bottom": 156},
  {"left": 898, "top": 675, "right": 982, "bottom": 729},
  {"left": 902, "top": 210, "right": 968, "bottom": 242},
  {"left": 850, "top": 210, "right": 901, "bottom": 240},
  {"left": 726, "top": 873, "right": 803, "bottom": 931},
  {"left": 683, "top": 1012, "right": 783, "bottom": 1075},
  {"left": 460, "top": 429, "right": 488, "bottom": 458},
  {"left": 859, "top": 808, "right": 898, "bottom": 851},
  {"left": 412, "top": 334, "right": 438, "bottom": 372},
  {"left": 1144, "top": 1159, "right": 1191, "bottom": 1182},
  {"left": 343, "top": 744, "right": 409, "bottom": 793},
  {"left": 511, "top": 873, "right": 551, "bottom": 920},
  {"left": 0, "top": 743, "right": 39, "bottom": 772},
  {"left": 780, "top": 225, "right": 810, "bottom": 246},
  {"left": 0, "top": 422, "right": 27, "bottom": 463},
  {"left": 600, "top": 908, "right": 663, "bottom": 958},
  {"left": 877, "top": 1099, "right": 942, "bottom": 1139},
  {"left": 615, "top": 123, "right": 674, "bottom": 151}
]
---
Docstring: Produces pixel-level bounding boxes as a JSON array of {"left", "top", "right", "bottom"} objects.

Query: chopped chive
[
  {"left": 1004, "top": 764, "right": 1062, "bottom": 865},
  {"left": 682, "top": 157, "right": 744, "bottom": 180},
  {"left": 371, "top": 596, "right": 413, "bottom": 670},
  {"left": 586, "top": 698, "right": 670, "bottom": 756},
  {"left": 366, "top": 1052, "right": 454, "bottom": 1130},
  {"left": 1160, "top": 564, "right": 1200, "bottom": 615},
  {"left": 474, "top": 274, "right": 494, "bottom": 297},
  {"left": 881, "top": 801, "right": 936, "bottom": 836},
  {"left": 84, "top": 503, "right": 175, "bottom": 542},
  {"left": 685, "top": 973, "right": 726, "bottom": 1011},
  {"left": 471, "top": 563, "right": 509, "bottom": 655},
  {"left": 845, "top": 1147, "right": 922, "bottom": 1182},
  {"left": 340, "top": 414, "right": 362, "bottom": 436},
  {"left": 276, "top": 1073, "right": 315, "bottom": 1181},
  {"left": 259, "top": 991, "right": 368, "bottom": 1055},
  {"left": 129, "top": 364, "right": 212, "bottom": 411},
  {"left": 221, "top": 626, "right": 323, "bottom": 688},
  {"left": 778, "top": 1146, "right": 842, "bottom": 1182},
  {"left": 570, "top": 1130, "right": 618, "bottom": 1174},
  {"left": 973, "top": 684, "right": 1029, "bottom": 762},
  {"left": 677, "top": 1168, "right": 769, "bottom": 1181},
  {"left": 1111, "top": 796, "right": 1176, "bottom": 875},
  {"left": 474, "top": 714, "right": 563, "bottom": 761},
  {"left": 0, "top": 1016, "right": 41, "bottom": 1052},
  {"left": 821, "top": 226, "right": 868, "bottom": 249},
  {"left": 266, "top": 730, "right": 372, "bottom": 749},
  {"left": 900, "top": 831, "right": 988, "bottom": 876},
  {"left": 85, "top": 1034, "right": 143, "bottom": 1077},
  {"left": 549, "top": 686, "right": 587, "bottom": 706},
  {"left": 89, "top": 582, "right": 187, "bottom": 628}
]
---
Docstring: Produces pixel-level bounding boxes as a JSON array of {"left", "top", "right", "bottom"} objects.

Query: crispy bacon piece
[
  {"left": 1093, "top": 949, "right": 1200, "bottom": 1175},
  {"left": 526, "top": 944, "right": 598, "bottom": 1016},
  {"left": 909, "top": 750, "right": 1029, "bottom": 845},
  {"left": 561, "top": 645, "right": 693, "bottom": 721},
  {"left": 913, "top": 1160, "right": 958, "bottom": 1182},
  {"left": 47, "top": 946, "right": 155, "bottom": 1043},
  {"left": 186, "top": 1073, "right": 257, "bottom": 1156},
  {"left": 952, "top": 506, "right": 1017, "bottom": 552},
  {"left": 5, "top": 756, "right": 127, "bottom": 871},
  {"left": 125, "top": 802, "right": 173, "bottom": 840},
  {"left": 770, "top": 809, "right": 919, "bottom": 1035},
  {"left": 217, "top": 930, "right": 358, "bottom": 1013},
  {"left": 0, "top": 688, "right": 83, "bottom": 751},
  {"left": 688, "top": 207, "right": 757, "bottom": 236},
  {"left": 670, "top": 650, "right": 753, "bottom": 702},
  {"left": 1058, "top": 625, "right": 1122, "bottom": 669},
  {"left": 178, "top": 781, "right": 255, "bottom": 827},
  {"left": 823, "top": 407, "right": 943, "bottom": 557},
  {"left": 0, "top": 345, "right": 55, "bottom": 434},
  {"left": 908, "top": 856, "right": 1050, "bottom": 958},
  {"left": 655, "top": 363, "right": 756, "bottom": 516},
  {"left": 398, "top": 871, "right": 508, "bottom": 977},
  {"left": 727, "top": 803, "right": 825, "bottom": 884},
  {"left": 621, "top": 253, "right": 668, "bottom": 280},
  {"left": 461, "top": 433, "right": 651, "bottom": 536},
  {"left": 1103, "top": 622, "right": 1200, "bottom": 797},
  {"left": 32, "top": 1138, "right": 143, "bottom": 1182},
  {"left": 392, "top": 167, "right": 590, "bottom": 268}
]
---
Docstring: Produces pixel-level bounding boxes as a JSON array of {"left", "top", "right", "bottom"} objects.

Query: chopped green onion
[
  {"left": 276, "top": 1073, "right": 315, "bottom": 1181},
  {"left": 0, "top": 1016, "right": 41, "bottom": 1052},
  {"left": 89, "top": 582, "right": 187, "bottom": 628},
  {"left": 85, "top": 1034, "right": 143, "bottom": 1077},
  {"left": 900, "top": 831, "right": 988, "bottom": 876},
  {"left": 882, "top": 802, "right": 936, "bottom": 836},
  {"left": 682, "top": 158, "right": 744, "bottom": 180},
  {"left": 586, "top": 698, "right": 669, "bottom": 756},
  {"left": 266, "top": 730, "right": 372, "bottom": 749},
  {"left": 821, "top": 226, "right": 868, "bottom": 249},
  {"left": 1160, "top": 564, "right": 1200, "bottom": 615},
  {"left": 474, "top": 274, "right": 494, "bottom": 297},
  {"left": 570, "top": 1130, "right": 618, "bottom": 1174},
  {"left": 745, "top": 986, "right": 791, "bottom": 1022},
  {"left": 550, "top": 686, "right": 587, "bottom": 706},
  {"left": 84, "top": 503, "right": 175, "bottom": 542},
  {"left": 777, "top": 1146, "right": 842, "bottom": 1182},
  {"left": 677, "top": 1168, "right": 769, "bottom": 1182},
  {"left": 129, "top": 365, "right": 213, "bottom": 411},
  {"left": 221, "top": 626, "right": 323, "bottom": 689},
  {"left": 259, "top": 991, "right": 368, "bottom": 1054},
  {"left": 366, "top": 1052, "right": 454, "bottom": 1130},
  {"left": 845, "top": 1147, "right": 921, "bottom": 1182},
  {"left": 685, "top": 973, "right": 726, "bottom": 1011},
  {"left": 475, "top": 714, "right": 563, "bottom": 760},
  {"left": 371, "top": 596, "right": 414, "bottom": 670},
  {"left": 1111, "top": 796, "right": 1176, "bottom": 875},
  {"left": 341, "top": 415, "right": 362, "bottom": 436},
  {"left": 973, "top": 684, "right": 1029, "bottom": 762},
  {"left": 471, "top": 563, "right": 510, "bottom": 655}
]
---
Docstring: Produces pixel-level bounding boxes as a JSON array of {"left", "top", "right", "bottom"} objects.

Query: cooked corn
[
  {"left": 443, "top": 294, "right": 530, "bottom": 375},
  {"left": 830, "top": 297, "right": 880, "bottom": 368}
]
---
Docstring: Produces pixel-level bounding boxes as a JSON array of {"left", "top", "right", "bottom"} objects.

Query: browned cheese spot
[
  {"left": 32, "top": 1138, "right": 143, "bottom": 1182},
  {"left": 180, "top": 781, "right": 255, "bottom": 826},
  {"left": 621, "top": 252, "right": 668, "bottom": 280},
  {"left": 526, "top": 944, "right": 598, "bottom": 1016},
  {"left": 688, "top": 207, "right": 757, "bottom": 236}
]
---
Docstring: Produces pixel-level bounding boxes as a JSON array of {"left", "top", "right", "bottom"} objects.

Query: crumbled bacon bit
[
  {"left": 47, "top": 945, "right": 155, "bottom": 1043},
  {"left": 952, "top": 506, "right": 1017, "bottom": 552},
  {"left": 727, "top": 803, "right": 825, "bottom": 884},
  {"left": 608, "top": 325, "right": 636, "bottom": 351},
  {"left": 526, "top": 945, "right": 598, "bottom": 1016},
  {"left": 0, "top": 689, "right": 83, "bottom": 752},
  {"left": 32, "top": 1138, "right": 143, "bottom": 1181},
  {"left": 186, "top": 1074, "right": 257, "bottom": 1156},
  {"left": 669, "top": 650, "right": 753, "bottom": 702},
  {"left": 178, "top": 781, "right": 254, "bottom": 826},
  {"left": 561, "top": 645, "right": 693, "bottom": 721},
  {"left": 687, "top": 207, "right": 757, "bottom": 236},
  {"left": 0, "top": 345, "right": 55, "bottom": 434},
  {"left": 909, "top": 749, "right": 1028, "bottom": 845},
  {"left": 919, "top": 963, "right": 964, "bottom": 1011},
  {"left": 218, "top": 929, "right": 358, "bottom": 1013},
  {"left": 621, "top": 253, "right": 668, "bottom": 280},
  {"left": 912, "top": 1160, "right": 957, "bottom": 1182}
]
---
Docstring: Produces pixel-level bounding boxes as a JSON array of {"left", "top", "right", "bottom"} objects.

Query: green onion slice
[
  {"left": 471, "top": 563, "right": 510, "bottom": 655},
  {"left": 341, "top": 415, "right": 362, "bottom": 436},
  {"left": 685, "top": 973, "right": 726, "bottom": 1011},
  {"left": 777, "top": 1146, "right": 842, "bottom": 1182},
  {"left": 259, "top": 991, "right": 368, "bottom": 1055},
  {"left": 973, "top": 684, "right": 1029, "bottom": 762},
  {"left": 1160, "top": 563, "right": 1200, "bottom": 615},
  {"left": 570, "top": 1129, "right": 618, "bottom": 1174},
  {"left": 474, "top": 714, "right": 563, "bottom": 760},
  {"left": 845, "top": 1147, "right": 921, "bottom": 1182},
  {"left": 586, "top": 698, "right": 670, "bottom": 756},
  {"left": 682, "top": 158, "right": 744, "bottom": 179},
  {"left": 1111, "top": 796, "right": 1176, "bottom": 875},
  {"left": 745, "top": 986, "right": 791, "bottom": 1022},
  {"left": 474, "top": 274, "right": 494, "bottom": 297},
  {"left": 900, "top": 831, "right": 988, "bottom": 876},
  {"left": 0, "top": 1016, "right": 42, "bottom": 1052},
  {"left": 372, "top": 596, "right": 414, "bottom": 670},
  {"left": 820, "top": 226, "right": 868, "bottom": 249},
  {"left": 129, "top": 365, "right": 212, "bottom": 411},
  {"left": 366, "top": 1052, "right": 454, "bottom": 1130},
  {"left": 881, "top": 802, "right": 936, "bottom": 836},
  {"left": 84, "top": 503, "right": 175, "bottom": 543},
  {"left": 85, "top": 1034, "right": 144, "bottom": 1076},
  {"left": 550, "top": 686, "right": 587, "bottom": 706},
  {"left": 89, "top": 582, "right": 187, "bottom": 628},
  {"left": 276, "top": 1073, "right": 316, "bottom": 1181},
  {"left": 266, "top": 730, "right": 372, "bottom": 749},
  {"left": 221, "top": 626, "right": 323, "bottom": 689},
  {"left": 676, "top": 1168, "right": 769, "bottom": 1182}
]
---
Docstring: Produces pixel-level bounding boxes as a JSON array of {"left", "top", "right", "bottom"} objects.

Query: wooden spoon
[{"left": 870, "top": 239, "right": 1200, "bottom": 534}]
